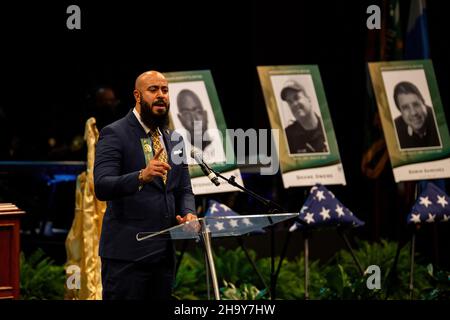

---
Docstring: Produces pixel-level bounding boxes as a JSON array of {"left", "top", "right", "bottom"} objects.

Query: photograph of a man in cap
[{"left": 280, "top": 79, "right": 328, "bottom": 154}]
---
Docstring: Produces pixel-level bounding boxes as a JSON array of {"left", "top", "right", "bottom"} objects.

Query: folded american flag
[
  {"left": 407, "top": 182, "right": 450, "bottom": 225},
  {"left": 290, "top": 184, "right": 364, "bottom": 232}
]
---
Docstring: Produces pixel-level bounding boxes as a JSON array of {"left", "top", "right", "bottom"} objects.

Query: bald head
[
  {"left": 133, "top": 70, "right": 169, "bottom": 106},
  {"left": 135, "top": 70, "right": 167, "bottom": 91},
  {"left": 133, "top": 70, "right": 170, "bottom": 123}
]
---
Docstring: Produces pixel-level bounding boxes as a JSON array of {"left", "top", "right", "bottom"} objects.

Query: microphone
[{"left": 190, "top": 149, "right": 220, "bottom": 186}]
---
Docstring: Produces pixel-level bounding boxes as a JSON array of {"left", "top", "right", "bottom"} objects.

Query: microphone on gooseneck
[{"left": 190, "top": 149, "right": 220, "bottom": 186}]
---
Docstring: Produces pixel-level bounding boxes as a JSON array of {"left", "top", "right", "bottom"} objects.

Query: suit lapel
[
  {"left": 126, "top": 109, "right": 147, "bottom": 140},
  {"left": 126, "top": 110, "right": 165, "bottom": 190}
]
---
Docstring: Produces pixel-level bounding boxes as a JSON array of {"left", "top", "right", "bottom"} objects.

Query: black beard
[{"left": 139, "top": 99, "right": 169, "bottom": 130}]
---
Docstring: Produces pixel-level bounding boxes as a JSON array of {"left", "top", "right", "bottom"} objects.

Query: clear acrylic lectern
[{"left": 136, "top": 212, "right": 299, "bottom": 300}]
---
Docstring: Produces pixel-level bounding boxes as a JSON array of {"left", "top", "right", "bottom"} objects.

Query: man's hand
[
  {"left": 176, "top": 213, "right": 197, "bottom": 224},
  {"left": 141, "top": 148, "right": 171, "bottom": 183},
  {"left": 176, "top": 213, "right": 200, "bottom": 233}
]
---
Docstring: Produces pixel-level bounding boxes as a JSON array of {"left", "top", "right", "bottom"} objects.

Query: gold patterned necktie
[{"left": 150, "top": 128, "right": 168, "bottom": 184}]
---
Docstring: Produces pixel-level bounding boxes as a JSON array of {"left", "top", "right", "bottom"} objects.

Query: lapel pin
[{"left": 143, "top": 143, "right": 152, "bottom": 153}]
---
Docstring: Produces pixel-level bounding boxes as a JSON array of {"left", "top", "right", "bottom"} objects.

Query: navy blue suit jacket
[{"left": 94, "top": 110, "right": 195, "bottom": 262}]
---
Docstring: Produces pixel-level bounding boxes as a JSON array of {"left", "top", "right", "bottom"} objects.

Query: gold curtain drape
[{"left": 65, "top": 117, "right": 106, "bottom": 300}]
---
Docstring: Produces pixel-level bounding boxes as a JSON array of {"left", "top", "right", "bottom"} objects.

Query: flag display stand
[
  {"left": 274, "top": 229, "right": 292, "bottom": 296},
  {"left": 406, "top": 182, "right": 449, "bottom": 300},
  {"left": 410, "top": 182, "right": 419, "bottom": 300},
  {"left": 293, "top": 227, "right": 365, "bottom": 300},
  {"left": 236, "top": 237, "right": 268, "bottom": 290},
  {"left": 388, "top": 224, "right": 420, "bottom": 300},
  {"left": 337, "top": 227, "right": 365, "bottom": 276},
  {"left": 286, "top": 184, "right": 366, "bottom": 299},
  {"left": 303, "top": 231, "right": 310, "bottom": 300},
  {"left": 386, "top": 181, "right": 450, "bottom": 300},
  {"left": 409, "top": 230, "right": 417, "bottom": 299}
]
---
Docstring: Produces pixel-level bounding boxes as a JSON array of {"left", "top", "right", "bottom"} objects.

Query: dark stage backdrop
[
  {"left": 1, "top": 1, "right": 449, "bottom": 160},
  {"left": 0, "top": 0, "right": 449, "bottom": 265}
]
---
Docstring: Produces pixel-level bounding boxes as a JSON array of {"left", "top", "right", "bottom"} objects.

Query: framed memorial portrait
[
  {"left": 369, "top": 60, "right": 450, "bottom": 182},
  {"left": 168, "top": 80, "right": 227, "bottom": 165},
  {"left": 165, "top": 70, "right": 243, "bottom": 195},
  {"left": 257, "top": 65, "right": 346, "bottom": 188}
]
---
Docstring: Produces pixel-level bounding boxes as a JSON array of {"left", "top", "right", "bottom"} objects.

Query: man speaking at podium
[{"left": 94, "top": 70, "right": 197, "bottom": 300}]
